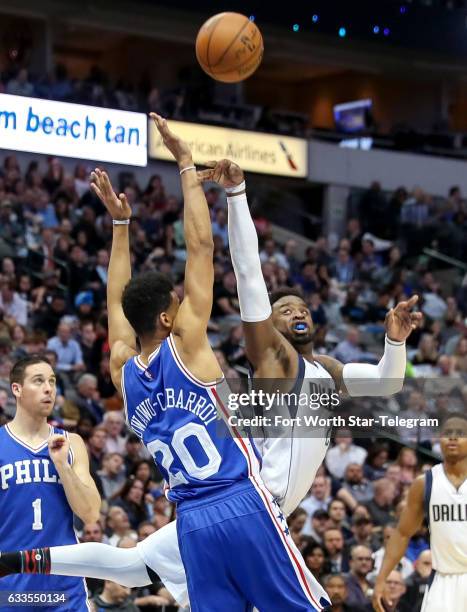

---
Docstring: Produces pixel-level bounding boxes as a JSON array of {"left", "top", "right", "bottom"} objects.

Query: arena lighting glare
[
  {"left": 373, "top": 25, "right": 380, "bottom": 33},
  {"left": 293, "top": 23, "right": 300, "bottom": 31},
  {"left": 249, "top": 15, "right": 255, "bottom": 21},
  {"left": 400, "top": 5, "right": 407, "bottom": 13},
  {"left": 383, "top": 27, "right": 390, "bottom": 36},
  {"left": 312, "top": 14, "right": 319, "bottom": 23},
  {"left": 338, "top": 27, "right": 347, "bottom": 37}
]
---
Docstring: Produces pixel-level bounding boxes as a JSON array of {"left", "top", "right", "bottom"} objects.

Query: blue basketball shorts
[{"left": 176, "top": 479, "right": 330, "bottom": 612}]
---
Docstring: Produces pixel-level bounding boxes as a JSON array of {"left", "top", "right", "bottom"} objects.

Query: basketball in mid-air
[{"left": 195, "top": 12, "right": 264, "bottom": 83}]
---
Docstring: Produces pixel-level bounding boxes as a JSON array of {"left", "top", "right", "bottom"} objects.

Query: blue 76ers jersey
[
  {"left": 121, "top": 334, "right": 259, "bottom": 503},
  {"left": 0, "top": 425, "right": 89, "bottom": 612}
]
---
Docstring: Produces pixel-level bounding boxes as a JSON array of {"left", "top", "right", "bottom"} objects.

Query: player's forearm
[
  {"left": 375, "top": 529, "right": 410, "bottom": 585},
  {"left": 108, "top": 225, "right": 131, "bottom": 307},
  {"left": 108, "top": 224, "right": 135, "bottom": 348},
  {"left": 342, "top": 336, "right": 406, "bottom": 396},
  {"left": 55, "top": 464, "right": 100, "bottom": 524},
  {"left": 227, "top": 183, "right": 271, "bottom": 322},
  {"left": 181, "top": 160, "right": 214, "bottom": 252}
]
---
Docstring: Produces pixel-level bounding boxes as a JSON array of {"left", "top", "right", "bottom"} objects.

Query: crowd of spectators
[
  {"left": 0, "top": 150, "right": 466, "bottom": 611},
  {"left": 0, "top": 64, "right": 306, "bottom": 136}
]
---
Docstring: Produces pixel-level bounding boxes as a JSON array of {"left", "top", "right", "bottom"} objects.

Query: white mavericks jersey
[
  {"left": 255, "top": 354, "right": 336, "bottom": 516},
  {"left": 426, "top": 463, "right": 467, "bottom": 574}
]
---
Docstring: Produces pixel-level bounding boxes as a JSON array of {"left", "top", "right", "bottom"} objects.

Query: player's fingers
[
  {"left": 118, "top": 193, "right": 130, "bottom": 210},
  {"left": 407, "top": 294, "right": 419, "bottom": 308},
  {"left": 203, "top": 160, "right": 218, "bottom": 168},
  {"left": 372, "top": 595, "right": 384, "bottom": 612},
  {"left": 149, "top": 112, "right": 162, "bottom": 125},
  {"left": 48, "top": 434, "right": 66, "bottom": 447},
  {"left": 90, "top": 183, "right": 104, "bottom": 202},
  {"left": 101, "top": 171, "right": 113, "bottom": 195},
  {"left": 150, "top": 113, "right": 169, "bottom": 136},
  {"left": 197, "top": 170, "right": 214, "bottom": 181}
]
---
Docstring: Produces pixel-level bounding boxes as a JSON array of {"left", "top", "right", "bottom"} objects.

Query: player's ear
[
  {"left": 159, "top": 311, "right": 171, "bottom": 330},
  {"left": 11, "top": 382, "right": 21, "bottom": 398}
]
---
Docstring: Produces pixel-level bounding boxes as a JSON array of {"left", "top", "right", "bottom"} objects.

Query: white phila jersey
[
  {"left": 255, "top": 354, "right": 337, "bottom": 516},
  {"left": 426, "top": 463, "right": 467, "bottom": 574}
]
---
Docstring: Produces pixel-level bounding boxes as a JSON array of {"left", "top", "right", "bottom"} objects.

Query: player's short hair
[
  {"left": 269, "top": 287, "right": 304, "bottom": 306},
  {"left": 121, "top": 271, "right": 174, "bottom": 337},
  {"left": 440, "top": 412, "right": 467, "bottom": 431},
  {"left": 9, "top": 354, "right": 52, "bottom": 386}
]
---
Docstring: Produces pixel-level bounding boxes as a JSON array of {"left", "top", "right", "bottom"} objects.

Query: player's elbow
[
  {"left": 80, "top": 495, "right": 101, "bottom": 524},
  {"left": 380, "top": 377, "right": 404, "bottom": 396}
]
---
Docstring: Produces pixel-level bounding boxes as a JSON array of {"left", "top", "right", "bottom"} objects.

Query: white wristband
[
  {"left": 112, "top": 219, "right": 130, "bottom": 225},
  {"left": 179, "top": 165, "right": 196, "bottom": 176},
  {"left": 226, "top": 181, "right": 246, "bottom": 195}
]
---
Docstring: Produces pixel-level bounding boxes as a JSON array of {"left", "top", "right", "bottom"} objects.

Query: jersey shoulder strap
[{"left": 424, "top": 468, "right": 433, "bottom": 523}]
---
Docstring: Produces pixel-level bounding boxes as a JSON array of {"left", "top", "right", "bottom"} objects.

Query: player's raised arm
[
  {"left": 372, "top": 476, "right": 425, "bottom": 612},
  {"left": 316, "top": 295, "right": 422, "bottom": 395},
  {"left": 90, "top": 169, "right": 137, "bottom": 393},
  {"left": 151, "top": 114, "right": 217, "bottom": 359},
  {"left": 48, "top": 433, "right": 101, "bottom": 524},
  {"left": 198, "top": 159, "right": 287, "bottom": 370}
]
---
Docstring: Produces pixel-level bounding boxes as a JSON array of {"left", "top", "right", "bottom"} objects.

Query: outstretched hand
[
  {"left": 385, "top": 295, "right": 422, "bottom": 342},
  {"left": 150, "top": 113, "right": 193, "bottom": 167},
  {"left": 90, "top": 169, "right": 131, "bottom": 220},
  {"left": 197, "top": 159, "right": 244, "bottom": 189}
]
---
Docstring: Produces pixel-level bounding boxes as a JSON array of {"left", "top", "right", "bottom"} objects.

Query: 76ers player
[
  {"left": 0, "top": 355, "right": 100, "bottom": 611},
  {"left": 374, "top": 414, "right": 467, "bottom": 612}
]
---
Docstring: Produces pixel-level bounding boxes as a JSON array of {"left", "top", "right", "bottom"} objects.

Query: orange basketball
[{"left": 196, "top": 12, "right": 263, "bottom": 83}]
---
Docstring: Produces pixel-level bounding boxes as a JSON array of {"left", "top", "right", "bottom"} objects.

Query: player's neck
[
  {"left": 139, "top": 332, "right": 167, "bottom": 364},
  {"left": 444, "top": 457, "right": 467, "bottom": 478},
  {"left": 294, "top": 342, "right": 314, "bottom": 361},
  {"left": 9, "top": 410, "right": 50, "bottom": 442}
]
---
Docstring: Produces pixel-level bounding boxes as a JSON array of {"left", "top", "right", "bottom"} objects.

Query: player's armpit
[
  {"left": 110, "top": 340, "right": 138, "bottom": 395},
  {"left": 171, "top": 333, "right": 222, "bottom": 384},
  {"left": 242, "top": 318, "right": 291, "bottom": 373}
]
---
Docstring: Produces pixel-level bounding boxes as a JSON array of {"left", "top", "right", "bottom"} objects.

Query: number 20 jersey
[
  {"left": 0, "top": 425, "right": 89, "bottom": 611},
  {"left": 121, "top": 334, "right": 260, "bottom": 503}
]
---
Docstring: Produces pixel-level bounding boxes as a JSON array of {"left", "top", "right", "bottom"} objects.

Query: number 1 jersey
[
  {"left": 121, "top": 334, "right": 259, "bottom": 503},
  {"left": 0, "top": 425, "right": 88, "bottom": 611}
]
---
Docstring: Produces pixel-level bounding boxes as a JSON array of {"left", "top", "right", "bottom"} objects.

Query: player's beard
[{"left": 286, "top": 330, "right": 314, "bottom": 347}]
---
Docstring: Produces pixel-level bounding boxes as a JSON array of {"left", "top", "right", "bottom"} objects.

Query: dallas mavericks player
[
  {"left": 197, "top": 157, "right": 421, "bottom": 516},
  {"left": 374, "top": 414, "right": 467, "bottom": 612},
  {"left": 0, "top": 355, "right": 100, "bottom": 611}
]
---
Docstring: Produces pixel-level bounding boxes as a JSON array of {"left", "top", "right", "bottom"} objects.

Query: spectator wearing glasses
[{"left": 345, "top": 545, "right": 374, "bottom": 608}]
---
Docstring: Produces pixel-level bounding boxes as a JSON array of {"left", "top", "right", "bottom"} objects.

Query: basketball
[{"left": 195, "top": 12, "right": 263, "bottom": 83}]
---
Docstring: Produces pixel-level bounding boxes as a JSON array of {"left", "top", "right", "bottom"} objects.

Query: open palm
[{"left": 90, "top": 169, "right": 132, "bottom": 220}]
